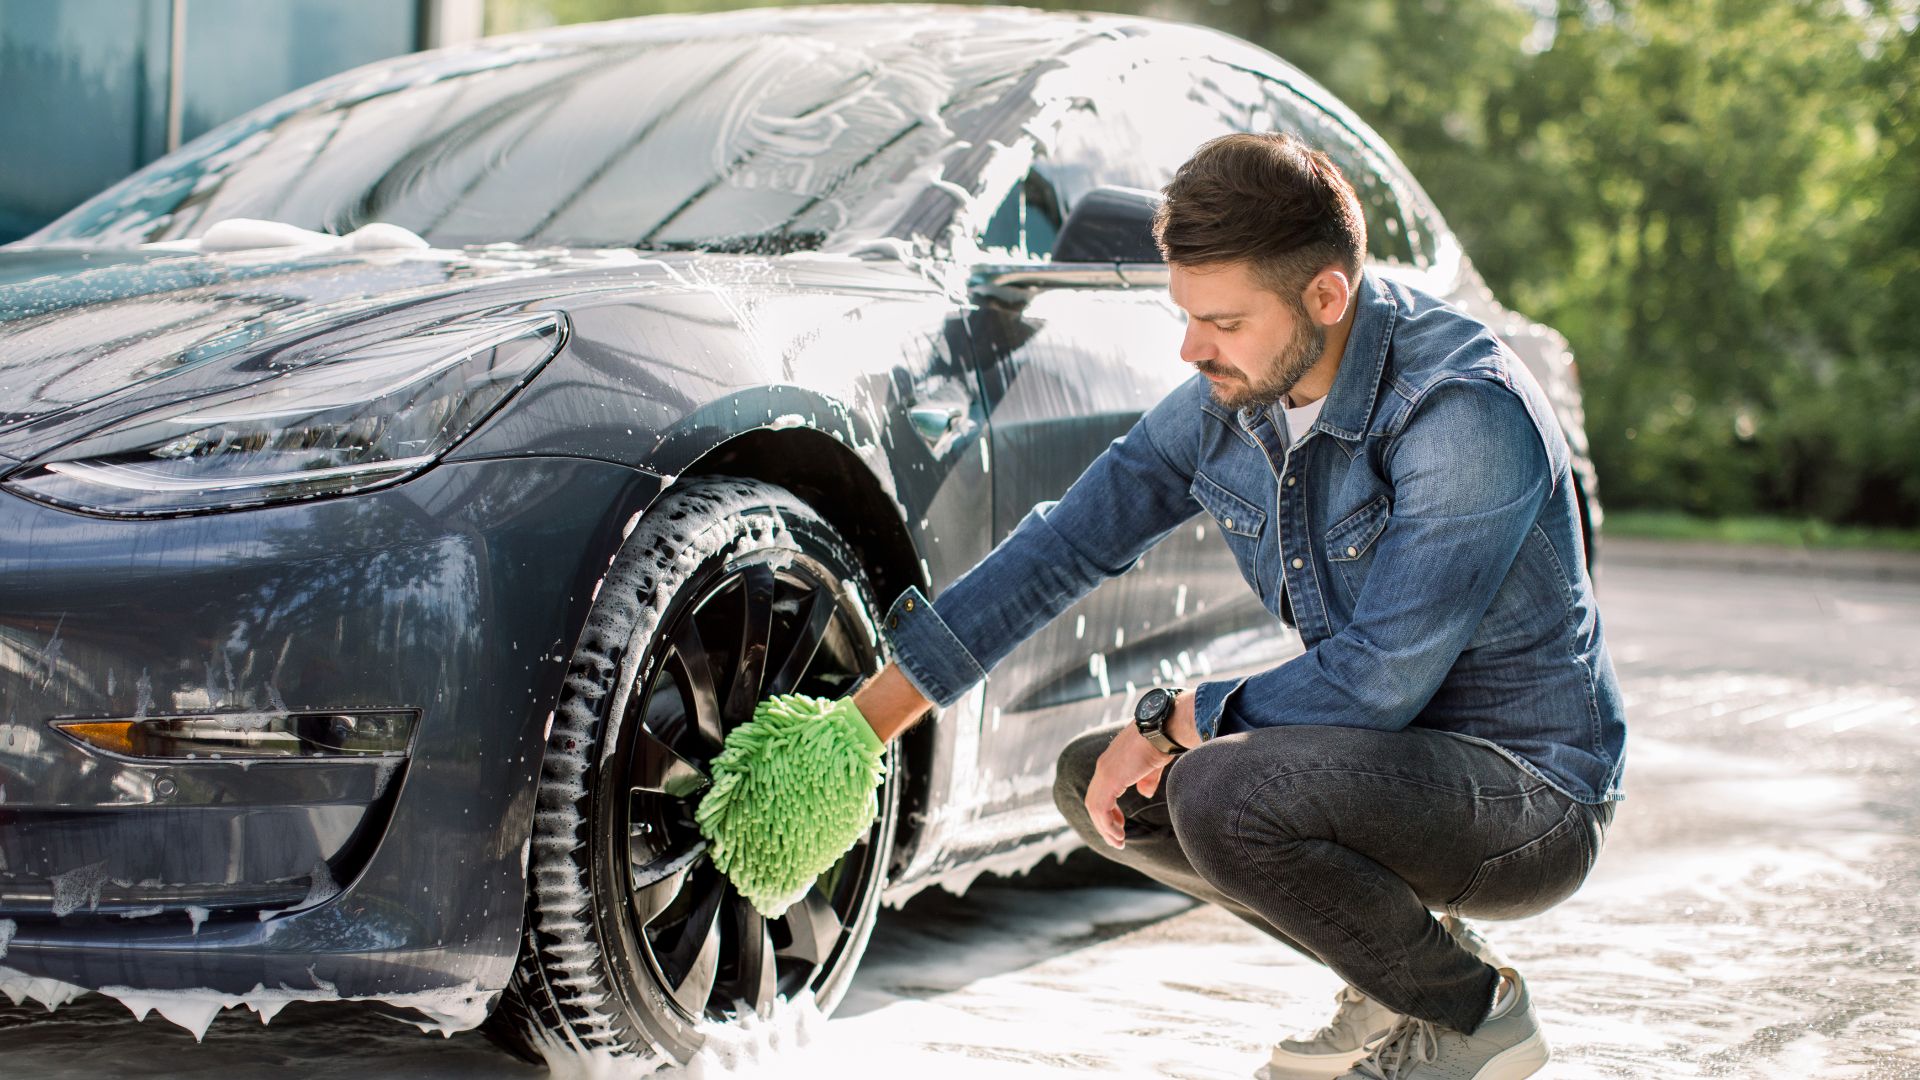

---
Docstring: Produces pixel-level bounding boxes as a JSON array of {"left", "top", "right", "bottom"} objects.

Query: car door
[{"left": 957, "top": 58, "right": 1298, "bottom": 832}]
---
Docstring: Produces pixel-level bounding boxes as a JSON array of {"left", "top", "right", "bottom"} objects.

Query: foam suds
[
  {"left": 95, "top": 976, "right": 493, "bottom": 1041},
  {"left": 48, "top": 861, "right": 111, "bottom": 917},
  {"left": 0, "top": 965, "right": 89, "bottom": 1012},
  {"left": 531, "top": 989, "right": 834, "bottom": 1079}
]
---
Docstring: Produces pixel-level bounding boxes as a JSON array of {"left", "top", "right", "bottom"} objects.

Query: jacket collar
[{"left": 1238, "top": 270, "right": 1397, "bottom": 442}]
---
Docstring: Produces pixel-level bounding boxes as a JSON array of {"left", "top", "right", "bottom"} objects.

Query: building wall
[{"left": 0, "top": 0, "right": 464, "bottom": 245}]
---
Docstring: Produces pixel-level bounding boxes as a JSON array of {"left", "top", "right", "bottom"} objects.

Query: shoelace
[{"left": 1349, "top": 1014, "right": 1440, "bottom": 1080}]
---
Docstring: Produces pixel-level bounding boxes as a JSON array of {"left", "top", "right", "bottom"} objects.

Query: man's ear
[{"left": 1301, "top": 266, "right": 1353, "bottom": 327}]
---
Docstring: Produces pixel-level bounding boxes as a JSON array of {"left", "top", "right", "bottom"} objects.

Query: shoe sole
[
  {"left": 1471, "top": 1030, "right": 1551, "bottom": 1079},
  {"left": 1260, "top": 1048, "right": 1368, "bottom": 1080}
]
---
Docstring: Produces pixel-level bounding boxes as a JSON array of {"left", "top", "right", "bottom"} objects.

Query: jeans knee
[{"left": 1164, "top": 740, "right": 1242, "bottom": 859}]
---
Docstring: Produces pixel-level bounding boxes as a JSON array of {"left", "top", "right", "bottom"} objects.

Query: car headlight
[
  {"left": 53, "top": 709, "right": 418, "bottom": 760},
  {"left": 4, "top": 311, "right": 564, "bottom": 515}
]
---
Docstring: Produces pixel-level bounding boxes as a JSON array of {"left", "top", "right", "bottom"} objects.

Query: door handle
[{"left": 909, "top": 405, "right": 963, "bottom": 445}]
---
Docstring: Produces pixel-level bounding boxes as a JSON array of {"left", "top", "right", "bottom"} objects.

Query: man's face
[{"left": 1169, "top": 259, "right": 1326, "bottom": 412}]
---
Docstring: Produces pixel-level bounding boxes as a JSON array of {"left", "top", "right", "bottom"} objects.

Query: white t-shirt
[{"left": 1279, "top": 393, "right": 1325, "bottom": 448}]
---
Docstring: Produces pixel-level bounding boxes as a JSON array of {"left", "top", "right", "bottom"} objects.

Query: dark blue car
[{"left": 0, "top": 4, "right": 1601, "bottom": 1064}]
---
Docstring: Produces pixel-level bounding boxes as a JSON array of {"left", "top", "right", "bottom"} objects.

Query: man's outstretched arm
[{"left": 856, "top": 373, "right": 1212, "bottom": 738}]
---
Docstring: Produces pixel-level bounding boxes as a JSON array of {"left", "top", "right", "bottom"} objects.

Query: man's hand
[{"left": 1084, "top": 689, "right": 1196, "bottom": 849}]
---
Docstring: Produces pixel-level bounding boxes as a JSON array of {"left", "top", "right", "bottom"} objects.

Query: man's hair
[{"left": 1151, "top": 132, "right": 1367, "bottom": 309}]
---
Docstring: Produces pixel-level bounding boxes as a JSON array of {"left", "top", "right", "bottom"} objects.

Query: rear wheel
[{"left": 485, "top": 476, "right": 900, "bottom": 1064}]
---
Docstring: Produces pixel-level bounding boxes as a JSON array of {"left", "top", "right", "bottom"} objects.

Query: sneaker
[
  {"left": 1259, "top": 983, "right": 1401, "bottom": 1080},
  {"left": 1335, "top": 966, "right": 1550, "bottom": 1080},
  {"left": 1257, "top": 916, "right": 1505, "bottom": 1080}
]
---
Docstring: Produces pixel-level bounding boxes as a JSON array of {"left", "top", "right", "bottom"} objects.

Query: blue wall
[{"left": 0, "top": 0, "right": 420, "bottom": 245}]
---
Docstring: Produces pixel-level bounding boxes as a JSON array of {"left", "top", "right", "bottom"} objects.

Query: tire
[{"left": 483, "top": 476, "right": 902, "bottom": 1064}]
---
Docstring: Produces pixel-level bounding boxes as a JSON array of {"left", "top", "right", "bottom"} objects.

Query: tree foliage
[{"left": 489, "top": 0, "right": 1920, "bottom": 525}]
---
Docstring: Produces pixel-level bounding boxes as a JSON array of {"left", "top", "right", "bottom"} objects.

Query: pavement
[{"left": 4, "top": 541, "right": 1917, "bottom": 1078}]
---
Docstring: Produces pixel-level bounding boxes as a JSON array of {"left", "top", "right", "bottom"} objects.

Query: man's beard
[{"left": 1199, "top": 310, "right": 1326, "bottom": 412}]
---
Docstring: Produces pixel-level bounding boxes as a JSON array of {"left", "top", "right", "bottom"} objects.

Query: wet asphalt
[{"left": 4, "top": 539, "right": 1917, "bottom": 1078}]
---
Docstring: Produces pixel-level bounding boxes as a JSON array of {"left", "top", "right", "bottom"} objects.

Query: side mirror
[{"left": 1051, "top": 185, "right": 1165, "bottom": 264}]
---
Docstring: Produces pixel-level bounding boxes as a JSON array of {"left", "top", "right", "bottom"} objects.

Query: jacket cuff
[
  {"left": 879, "top": 584, "right": 988, "bottom": 708},
  {"left": 1191, "top": 675, "right": 1250, "bottom": 742}
]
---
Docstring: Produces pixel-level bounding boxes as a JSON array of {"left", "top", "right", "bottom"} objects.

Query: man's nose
[{"left": 1179, "top": 321, "right": 1213, "bottom": 364}]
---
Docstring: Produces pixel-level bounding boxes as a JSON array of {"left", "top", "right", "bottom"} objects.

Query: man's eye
[{"left": 1217, "top": 323, "right": 1241, "bottom": 332}]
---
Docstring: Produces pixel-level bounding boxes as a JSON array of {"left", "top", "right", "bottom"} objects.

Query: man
[{"left": 850, "top": 131, "right": 1626, "bottom": 1080}]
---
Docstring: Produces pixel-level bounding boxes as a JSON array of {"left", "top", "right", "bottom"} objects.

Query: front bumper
[{"left": 0, "top": 454, "right": 665, "bottom": 1014}]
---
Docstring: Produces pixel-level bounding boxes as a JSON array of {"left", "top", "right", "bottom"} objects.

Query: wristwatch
[{"left": 1132, "top": 686, "right": 1189, "bottom": 755}]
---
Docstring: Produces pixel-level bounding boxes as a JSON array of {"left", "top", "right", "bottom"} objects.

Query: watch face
[{"left": 1136, "top": 688, "right": 1168, "bottom": 722}]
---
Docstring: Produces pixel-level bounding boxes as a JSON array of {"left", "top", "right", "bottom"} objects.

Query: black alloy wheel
[{"left": 486, "top": 477, "right": 901, "bottom": 1065}]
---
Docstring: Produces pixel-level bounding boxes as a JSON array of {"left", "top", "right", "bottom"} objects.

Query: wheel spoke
[
  {"left": 722, "top": 895, "right": 781, "bottom": 1013},
  {"left": 668, "top": 618, "right": 726, "bottom": 752},
  {"left": 628, "top": 725, "right": 709, "bottom": 800},
  {"left": 628, "top": 823, "right": 708, "bottom": 892},
  {"left": 766, "top": 585, "right": 835, "bottom": 697},
  {"left": 721, "top": 564, "right": 777, "bottom": 728},
  {"left": 633, "top": 853, "right": 694, "bottom": 924},
  {"left": 773, "top": 884, "right": 845, "bottom": 967},
  {"left": 647, "top": 862, "right": 726, "bottom": 1015},
  {"left": 671, "top": 909, "right": 724, "bottom": 1014}
]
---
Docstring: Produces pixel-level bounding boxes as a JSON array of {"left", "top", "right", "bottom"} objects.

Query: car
[{"left": 0, "top": 2, "right": 1602, "bottom": 1065}]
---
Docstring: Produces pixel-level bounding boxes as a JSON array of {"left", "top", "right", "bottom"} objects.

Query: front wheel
[{"left": 485, "top": 476, "right": 901, "bottom": 1064}]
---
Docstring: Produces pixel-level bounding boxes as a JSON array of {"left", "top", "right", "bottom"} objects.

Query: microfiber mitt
[{"left": 695, "top": 693, "right": 888, "bottom": 918}]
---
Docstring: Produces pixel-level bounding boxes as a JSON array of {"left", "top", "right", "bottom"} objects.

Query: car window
[
  {"left": 1033, "top": 63, "right": 1259, "bottom": 244},
  {"left": 974, "top": 60, "right": 1259, "bottom": 262},
  {"left": 978, "top": 168, "right": 1064, "bottom": 261},
  {"left": 976, "top": 56, "right": 1437, "bottom": 270}
]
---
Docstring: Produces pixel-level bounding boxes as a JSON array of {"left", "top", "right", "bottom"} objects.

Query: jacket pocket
[
  {"left": 1444, "top": 801, "right": 1597, "bottom": 921},
  {"left": 1325, "top": 494, "right": 1390, "bottom": 609},
  {"left": 1190, "top": 469, "right": 1266, "bottom": 601}
]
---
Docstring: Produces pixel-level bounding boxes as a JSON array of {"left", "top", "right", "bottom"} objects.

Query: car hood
[{"left": 0, "top": 242, "right": 926, "bottom": 467}]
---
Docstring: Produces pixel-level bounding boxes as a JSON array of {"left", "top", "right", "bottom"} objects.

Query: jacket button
[
  {"left": 1285, "top": 475, "right": 1297, "bottom": 487},
  {"left": 1292, "top": 557, "right": 1304, "bottom": 569},
  {"left": 1346, "top": 546, "right": 1358, "bottom": 557},
  {"left": 1224, "top": 517, "right": 1234, "bottom": 529},
  {"left": 887, "top": 615, "right": 899, "bottom": 629}
]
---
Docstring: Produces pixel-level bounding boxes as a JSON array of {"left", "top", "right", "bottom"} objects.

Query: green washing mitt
[{"left": 695, "top": 693, "right": 888, "bottom": 918}]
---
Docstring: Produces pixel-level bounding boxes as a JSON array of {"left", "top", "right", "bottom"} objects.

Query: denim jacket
[{"left": 880, "top": 271, "right": 1626, "bottom": 805}]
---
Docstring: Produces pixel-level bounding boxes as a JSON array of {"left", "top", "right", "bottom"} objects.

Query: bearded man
[{"left": 850, "top": 131, "right": 1627, "bottom": 1080}]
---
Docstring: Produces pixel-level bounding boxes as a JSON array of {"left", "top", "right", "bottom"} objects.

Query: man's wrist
[
  {"left": 851, "top": 662, "right": 931, "bottom": 743},
  {"left": 1135, "top": 686, "right": 1200, "bottom": 754},
  {"left": 1168, "top": 688, "right": 1201, "bottom": 750}
]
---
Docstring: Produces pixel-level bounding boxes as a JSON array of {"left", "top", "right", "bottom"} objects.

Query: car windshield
[{"left": 31, "top": 27, "right": 1041, "bottom": 254}]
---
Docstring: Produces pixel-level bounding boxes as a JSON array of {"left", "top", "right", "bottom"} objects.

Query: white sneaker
[
  {"left": 1336, "top": 967, "right": 1550, "bottom": 1080},
  {"left": 1257, "top": 916, "right": 1510, "bottom": 1080},
  {"left": 1260, "top": 983, "right": 1401, "bottom": 1080}
]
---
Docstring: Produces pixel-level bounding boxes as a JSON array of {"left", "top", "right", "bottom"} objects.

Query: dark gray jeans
[{"left": 1052, "top": 722, "right": 1615, "bottom": 1034}]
